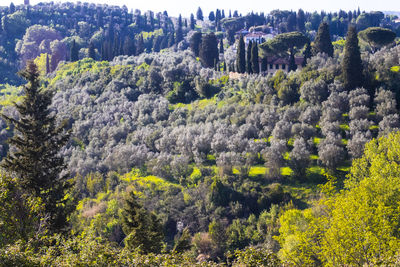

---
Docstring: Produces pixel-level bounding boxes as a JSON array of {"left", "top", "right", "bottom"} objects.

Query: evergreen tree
[
  {"left": 209, "top": 11, "right": 215, "bottom": 21},
  {"left": 313, "top": 22, "right": 334, "bottom": 57},
  {"left": 1, "top": 61, "right": 71, "bottom": 231},
  {"left": 45, "top": 53, "right": 50, "bottom": 74},
  {"left": 190, "top": 31, "right": 202, "bottom": 57},
  {"left": 9, "top": 2, "right": 15, "bottom": 13},
  {"left": 123, "top": 36, "right": 136, "bottom": 56},
  {"left": 122, "top": 190, "right": 164, "bottom": 253},
  {"left": 297, "top": 9, "right": 306, "bottom": 32},
  {"left": 236, "top": 35, "right": 246, "bottom": 73},
  {"left": 251, "top": 41, "right": 259, "bottom": 73},
  {"left": 168, "top": 33, "right": 175, "bottom": 47},
  {"left": 136, "top": 34, "right": 144, "bottom": 54},
  {"left": 342, "top": 26, "right": 363, "bottom": 90},
  {"left": 70, "top": 40, "right": 79, "bottom": 62},
  {"left": 175, "top": 14, "right": 183, "bottom": 44},
  {"left": 190, "top": 13, "right": 195, "bottom": 30},
  {"left": 199, "top": 33, "right": 219, "bottom": 68},
  {"left": 173, "top": 228, "right": 192, "bottom": 253},
  {"left": 303, "top": 42, "right": 312, "bottom": 67},
  {"left": 246, "top": 40, "right": 252, "bottom": 74},
  {"left": 289, "top": 52, "right": 297, "bottom": 71},
  {"left": 219, "top": 38, "right": 224, "bottom": 54},
  {"left": 196, "top": 7, "right": 203, "bottom": 21},
  {"left": 216, "top": 9, "right": 222, "bottom": 22},
  {"left": 153, "top": 35, "right": 162, "bottom": 52},
  {"left": 88, "top": 42, "right": 96, "bottom": 60}
]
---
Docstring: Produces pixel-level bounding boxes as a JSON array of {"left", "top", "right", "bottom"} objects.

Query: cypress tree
[
  {"left": 1, "top": 61, "right": 71, "bottom": 231},
  {"left": 88, "top": 42, "right": 96, "bottom": 60},
  {"left": 313, "top": 22, "right": 334, "bottom": 57},
  {"left": 175, "top": 14, "right": 183, "bottom": 44},
  {"left": 190, "top": 31, "right": 202, "bottom": 57},
  {"left": 196, "top": 7, "right": 203, "bottom": 21},
  {"left": 236, "top": 35, "right": 246, "bottom": 73},
  {"left": 45, "top": 53, "right": 50, "bottom": 74},
  {"left": 251, "top": 41, "right": 259, "bottom": 73},
  {"left": 123, "top": 36, "right": 136, "bottom": 56},
  {"left": 160, "top": 35, "right": 168, "bottom": 49},
  {"left": 190, "top": 13, "right": 195, "bottom": 30},
  {"left": 136, "top": 34, "right": 144, "bottom": 54},
  {"left": 246, "top": 40, "right": 252, "bottom": 74},
  {"left": 289, "top": 52, "right": 297, "bottom": 71},
  {"left": 342, "top": 26, "right": 363, "bottom": 90},
  {"left": 199, "top": 32, "right": 219, "bottom": 68},
  {"left": 153, "top": 35, "right": 162, "bottom": 52},
  {"left": 303, "top": 42, "right": 312, "bottom": 67},
  {"left": 168, "top": 33, "right": 175, "bottom": 47},
  {"left": 219, "top": 38, "right": 224, "bottom": 54},
  {"left": 70, "top": 40, "right": 79, "bottom": 62},
  {"left": 122, "top": 190, "right": 164, "bottom": 253}
]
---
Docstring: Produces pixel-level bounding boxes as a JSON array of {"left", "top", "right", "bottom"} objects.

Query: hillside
[{"left": 0, "top": 2, "right": 400, "bottom": 266}]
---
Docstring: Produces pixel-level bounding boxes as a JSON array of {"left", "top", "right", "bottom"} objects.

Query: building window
[
  {"left": 282, "top": 64, "right": 286, "bottom": 70},
  {"left": 275, "top": 64, "right": 279, "bottom": 69},
  {"left": 269, "top": 64, "right": 273, "bottom": 69}
]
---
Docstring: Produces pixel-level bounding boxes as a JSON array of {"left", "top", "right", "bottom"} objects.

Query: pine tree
[
  {"left": 196, "top": 7, "right": 203, "bottom": 21},
  {"left": 1, "top": 61, "right": 71, "bottom": 231},
  {"left": 199, "top": 32, "right": 219, "bottom": 68},
  {"left": 122, "top": 190, "right": 164, "bottom": 253},
  {"left": 251, "top": 41, "right": 259, "bottom": 73},
  {"left": 88, "top": 42, "right": 96, "bottom": 60},
  {"left": 313, "top": 22, "right": 334, "bottom": 57},
  {"left": 236, "top": 35, "right": 246, "bottom": 73},
  {"left": 246, "top": 40, "right": 252, "bottom": 74},
  {"left": 70, "top": 40, "right": 79, "bottom": 62},
  {"left": 342, "top": 26, "right": 363, "bottom": 90}
]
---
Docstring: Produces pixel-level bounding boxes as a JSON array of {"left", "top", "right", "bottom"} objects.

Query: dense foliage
[{"left": 0, "top": 2, "right": 400, "bottom": 265}]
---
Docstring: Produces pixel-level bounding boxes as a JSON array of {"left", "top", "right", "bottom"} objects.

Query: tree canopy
[{"left": 358, "top": 27, "right": 396, "bottom": 52}]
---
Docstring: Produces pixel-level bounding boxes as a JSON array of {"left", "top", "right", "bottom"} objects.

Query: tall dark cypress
[
  {"left": 219, "top": 38, "right": 224, "bottom": 54},
  {"left": 123, "top": 36, "right": 136, "bottom": 56},
  {"left": 190, "top": 31, "right": 202, "bottom": 57},
  {"left": 342, "top": 26, "right": 363, "bottom": 90},
  {"left": 88, "top": 42, "right": 96, "bottom": 60},
  {"left": 236, "top": 35, "right": 246, "bottom": 73},
  {"left": 246, "top": 40, "right": 252, "bottom": 74},
  {"left": 251, "top": 41, "right": 259, "bottom": 73},
  {"left": 1, "top": 61, "right": 71, "bottom": 231},
  {"left": 136, "top": 34, "right": 144, "bottom": 54},
  {"left": 302, "top": 42, "right": 312, "bottom": 67},
  {"left": 175, "top": 14, "right": 183, "bottom": 44},
  {"left": 190, "top": 13, "right": 195, "bottom": 30},
  {"left": 45, "top": 53, "right": 50, "bottom": 74},
  {"left": 199, "top": 32, "right": 219, "bottom": 68},
  {"left": 313, "top": 22, "right": 334, "bottom": 57},
  {"left": 70, "top": 40, "right": 79, "bottom": 62}
]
